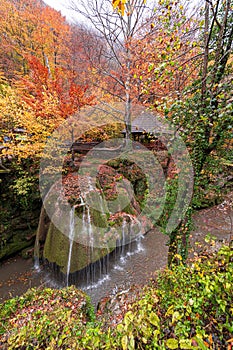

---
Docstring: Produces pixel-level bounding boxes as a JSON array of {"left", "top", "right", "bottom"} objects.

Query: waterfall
[
  {"left": 120, "top": 219, "right": 127, "bottom": 261},
  {"left": 80, "top": 195, "right": 85, "bottom": 206},
  {"left": 86, "top": 206, "right": 93, "bottom": 236},
  {"left": 86, "top": 205, "right": 94, "bottom": 284},
  {"left": 34, "top": 235, "right": 41, "bottom": 272},
  {"left": 86, "top": 206, "right": 94, "bottom": 254},
  {"left": 126, "top": 221, "right": 134, "bottom": 257},
  {"left": 87, "top": 176, "right": 94, "bottom": 191},
  {"left": 66, "top": 207, "right": 75, "bottom": 286},
  {"left": 136, "top": 221, "right": 144, "bottom": 252},
  {"left": 99, "top": 195, "right": 106, "bottom": 215}
]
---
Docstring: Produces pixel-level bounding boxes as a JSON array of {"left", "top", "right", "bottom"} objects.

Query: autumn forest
[{"left": 0, "top": 0, "right": 233, "bottom": 349}]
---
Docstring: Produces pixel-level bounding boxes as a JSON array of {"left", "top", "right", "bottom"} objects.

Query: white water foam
[
  {"left": 83, "top": 274, "right": 110, "bottom": 291},
  {"left": 66, "top": 207, "right": 75, "bottom": 286}
]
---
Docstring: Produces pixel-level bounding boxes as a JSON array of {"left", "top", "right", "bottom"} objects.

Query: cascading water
[
  {"left": 136, "top": 233, "right": 144, "bottom": 252},
  {"left": 66, "top": 206, "right": 75, "bottom": 286},
  {"left": 86, "top": 205, "right": 94, "bottom": 284},
  {"left": 33, "top": 157, "right": 169, "bottom": 306},
  {"left": 135, "top": 220, "right": 145, "bottom": 253},
  {"left": 99, "top": 195, "right": 106, "bottom": 215},
  {"left": 86, "top": 206, "right": 93, "bottom": 246},
  {"left": 80, "top": 195, "right": 85, "bottom": 206},
  {"left": 34, "top": 236, "right": 41, "bottom": 272},
  {"left": 87, "top": 176, "right": 94, "bottom": 191},
  {"left": 120, "top": 219, "right": 127, "bottom": 261},
  {"left": 34, "top": 203, "right": 168, "bottom": 306}
]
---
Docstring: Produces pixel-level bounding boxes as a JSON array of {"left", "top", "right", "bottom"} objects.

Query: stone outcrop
[
  {"left": 0, "top": 209, "right": 40, "bottom": 261},
  {"left": 35, "top": 159, "right": 152, "bottom": 276}
]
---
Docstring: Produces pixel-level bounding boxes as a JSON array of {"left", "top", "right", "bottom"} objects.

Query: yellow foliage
[
  {"left": 0, "top": 83, "right": 61, "bottom": 160},
  {"left": 112, "top": 0, "right": 128, "bottom": 16}
]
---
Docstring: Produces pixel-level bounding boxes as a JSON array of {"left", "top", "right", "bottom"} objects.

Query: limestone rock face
[
  {"left": 0, "top": 209, "right": 40, "bottom": 261},
  {"left": 35, "top": 159, "right": 152, "bottom": 275},
  {"left": 43, "top": 222, "right": 110, "bottom": 274}
]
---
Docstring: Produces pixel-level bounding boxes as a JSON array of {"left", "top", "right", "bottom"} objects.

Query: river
[
  {"left": 0, "top": 228, "right": 168, "bottom": 306},
  {"left": 0, "top": 198, "right": 231, "bottom": 306}
]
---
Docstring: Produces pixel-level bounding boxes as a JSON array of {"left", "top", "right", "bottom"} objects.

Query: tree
[
  {"left": 164, "top": 0, "right": 233, "bottom": 262},
  {"left": 110, "top": 0, "right": 231, "bottom": 263},
  {"left": 0, "top": 0, "right": 96, "bottom": 161},
  {"left": 70, "top": 0, "right": 155, "bottom": 142},
  {"left": 170, "top": 0, "right": 232, "bottom": 179},
  {"left": 16, "top": 55, "right": 95, "bottom": 120},
  {"left": 130, "top": 3, "right": 201, "bottom": 108},
  {"left": 0, "top": 59, "right": 95, "bottom": 162},
  {"left": 0, "top": 80, "right": 52, "bottom": 160},
  {"left": 0, "top": 0, "right": 72, "bottom": 79}
]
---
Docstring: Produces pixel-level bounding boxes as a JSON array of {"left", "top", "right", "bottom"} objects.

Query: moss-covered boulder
[
  {"left": 0, "top": 210, "right": 40, "bottom": 261},
  {"left": 43, "top": 222, "right": 110, "bottom": 274},
  {"left": 36, "top": 159, "right": 151, "bottom": 276}
]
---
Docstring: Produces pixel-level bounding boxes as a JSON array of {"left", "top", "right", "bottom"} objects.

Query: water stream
[
  {"left": 47, "top": 227, "right": 168, "bottom": 305},
  {"left": 1, "top": 198, "right": 231, "bottom": 305},
  {"left": 0, "top": 228, "right": 168, "bottom": 306},
  {"left": 66, "top": 207, "right": 75, "bottom": 286}
]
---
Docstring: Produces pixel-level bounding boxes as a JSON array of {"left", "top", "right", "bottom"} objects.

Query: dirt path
[{"left": 190, "top": 193, "right": 232, "bottom": 254}]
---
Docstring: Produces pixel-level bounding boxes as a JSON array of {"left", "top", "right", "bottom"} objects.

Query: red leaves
[{"left": 16, "top": 55, "right": 95, "bottom": 120}]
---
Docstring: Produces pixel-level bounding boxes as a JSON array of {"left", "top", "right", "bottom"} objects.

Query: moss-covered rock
[
  {"left": 43, "top": 222, "right": 111, "bottom": 274},
  {"left": 0, "top": 203, "right": 40, "bottom": 262},
  {"left": 106, "top": 158, "right": 148, "bottom": 208},
  {"left": 36, "top": 163, "right": 150, "bottom": 275},
  {"left": 0, "top": 233, "right": 35, "bottom": 261}
]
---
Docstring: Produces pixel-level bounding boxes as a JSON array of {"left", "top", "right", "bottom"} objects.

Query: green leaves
[
  {"left": 0, "top": 287, "right": 93, "bottom": 349},
  {"left": 149, "top": 311, "right": 160, "bottom": 327},
  {"left": 121, "top": 334, "right": 128, "bottom": 349},
  {"left": 166, "top": 338, "right": 179, "bottom": 349},
  {"left": 179, "top": 339, "right": 194, "bottom": 349},
  {"left": 1, "top": 246, "right": 232, "bottom": 349},
  {"left": 121, "top": 334, "right": 135, "bottom": 350}
]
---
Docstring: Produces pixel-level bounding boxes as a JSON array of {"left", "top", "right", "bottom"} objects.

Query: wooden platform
[{"left": 71, "top": 141, "right": 100, "bottom": 152}]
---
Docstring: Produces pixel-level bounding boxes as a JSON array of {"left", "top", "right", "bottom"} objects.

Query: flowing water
[
  {"left": 1, "top": 198, "right": 231, "bottom": 305},
  {"left": 66, "top": 207, "right": 75, "bottom": 286},
  {"left": 0, "top": 228, "right": 168, "bottom": 306},
  {"left": 46, "top": 226, "right": 168, "bottom": 306}
]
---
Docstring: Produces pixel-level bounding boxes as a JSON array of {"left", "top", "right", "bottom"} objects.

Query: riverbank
[
  {"left": 0, "top": 194, "right": 232, "bottom": 305},
  {"left": 0, "top": 227, "right": 169, "bottom": 306},
  {"left": 1, "top": 244, "right": 232, "bottom": 349},
  {"left": 0, "top": 256, "right": 41, "bottom": 303}
]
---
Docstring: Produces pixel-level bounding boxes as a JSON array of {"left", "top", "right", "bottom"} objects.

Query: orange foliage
[
  {"left": 0, "top": 0, "right": 96, "bottom": 159},
  {"left": 0, "top": 0, "right": 71, "bottom": 79},
  {"left": 15, "top": 56, "right": 95, "bottom": 121},
  {"left": 130, "top": 25, "right": 201, "bottom": 108}
]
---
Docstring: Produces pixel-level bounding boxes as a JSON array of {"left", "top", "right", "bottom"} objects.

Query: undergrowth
[{"left": 0, "top": 245, "right": 232, "bottom": 349}]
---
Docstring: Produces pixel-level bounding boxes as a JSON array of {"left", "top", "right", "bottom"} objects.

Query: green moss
[
  {"left": 40, "top": 157, "right": 149, "bottom": 275},
  {"left": 43, "top": 222, "right": 112, "bottom": 274},
  {"left": 107, "top": 158, "right": 121, "bottom": 168},
  {"left": 91, "top": 208, "right": 108, "bottom": 228},
  {"left": 108, "top": 220, "right": 115, "bottom": 227},
  {"left": 43, "top": 223, "right": 69, "bottom": 271},
  {"left": 21, "top": 246, "right": 34, "bottom": 259},
  {"left": 0, "top": 230, "right": 35, "bottom": 261},
  {"left": 110, "top": 215, "right": 123, "bottom": 226},
  {"left": 106, "top": 157, "right": 148, "bottom": 207},
  {"left": 122, "top": 203, "right": 136, "bottom": 215}
]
